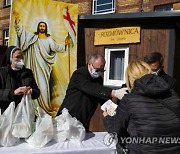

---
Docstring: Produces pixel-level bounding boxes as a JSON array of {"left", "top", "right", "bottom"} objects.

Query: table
[{"left": 0, "top": 132, "right": 117, "bottom": 154}]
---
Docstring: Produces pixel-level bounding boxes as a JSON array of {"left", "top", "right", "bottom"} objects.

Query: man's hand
[{"left": 112, "top": 88, "right": 128, "bottom": 100}]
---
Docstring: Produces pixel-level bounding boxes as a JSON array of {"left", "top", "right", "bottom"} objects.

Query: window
[
  {"left": 4, "top": 0, "right": 11, "bottom": 6},
  {"left": 92, "top": 0, "right": 115, "bottom": 15},
  {"left": 3, "top": 29, "right": 9, "bottom": 46},
  {"left": 104, "top": 47, "right": 129, "bottom": 88},
  {"left": 154, "top": 4, "right": 173, "bottom": 11}
]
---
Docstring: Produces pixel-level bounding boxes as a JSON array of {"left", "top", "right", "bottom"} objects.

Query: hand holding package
[{"left": 101, "top": 99, "right": 118, "bottom": 116}]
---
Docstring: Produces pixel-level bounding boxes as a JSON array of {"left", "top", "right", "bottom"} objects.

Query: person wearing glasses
[{"left": 57, "top": 53, "right": 127, "bottom": 131}]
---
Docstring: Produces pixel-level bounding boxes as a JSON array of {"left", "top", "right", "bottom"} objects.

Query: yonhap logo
[
  {"left": 119, "top": 137, "right": 180, "bottom": 144},
  {"left": 103, "top": 132, "right": 118, "bottom": 148}
]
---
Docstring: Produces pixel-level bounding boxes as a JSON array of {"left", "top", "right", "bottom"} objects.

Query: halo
[{"left": 32, "top": 17, "right": 53, "bottom": 34}]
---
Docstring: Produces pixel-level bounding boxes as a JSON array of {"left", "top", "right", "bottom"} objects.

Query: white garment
[{"left": 15, "top": 23, "right": 65, "bottom": 116}]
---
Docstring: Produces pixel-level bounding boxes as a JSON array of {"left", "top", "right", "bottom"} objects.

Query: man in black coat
[
  {"left": 144, "top": 51, "right": 176, "bottom": 90},
  {"left": 57, "top": 53, "right": 127, "bottom": 131},
  {"left": 0, "top": 46, "right": 40, "bottom": 112}
]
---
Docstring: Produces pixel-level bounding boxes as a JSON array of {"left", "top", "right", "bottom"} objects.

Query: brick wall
[
  {"left": 0, "top": 0, "right": 180, "bottom": 44},
  {"left": 117, "top": 0, "right": 141, "bottom": 13},
  {"left": 116, "top": 0, "right": 180, "bottom": 13},
  {"left": 0, "top": 0, "right": 11, "bottom": 45},
  {"left": 56, "top": 0, "right": 180, "bottom": 15},
  {"left": 143, "top": 0, "right": 180, "bottom": 11},
  {"left": 173, "top": 2, "right": 180, "bottom": 10},
  {"left": 72, "top": 0, "right": 91, "bottom": 15},
  {"left": 57, "top": 0, "right": 91, "bottom": 15}
]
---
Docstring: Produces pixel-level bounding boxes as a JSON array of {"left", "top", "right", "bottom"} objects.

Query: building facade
[{"left": 1, "top": 0, "right": 180, "bottom": 45}]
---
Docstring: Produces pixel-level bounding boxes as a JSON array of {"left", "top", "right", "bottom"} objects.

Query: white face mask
[
  {"left": 152, "top": 69, "right": 161, "bottom": 75},
  {"left": 90, "top": 68, "right": 101, "bottom": 78},
  {"left": 13, "top": 59, "right": 24, "bottom": 70}
]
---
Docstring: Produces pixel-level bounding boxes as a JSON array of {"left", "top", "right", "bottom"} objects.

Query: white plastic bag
[
  {"left": 12, "top": 95, "right": 35, "bottom": 138},
  {"left": 53, "top": 108, "right": 85, "bottom": 143},
  {"left": 25, "top": 107, "right": 54, "bottom": 148},
  {"left": 0, "top": 102, "right": 20, "bottom": 147}
]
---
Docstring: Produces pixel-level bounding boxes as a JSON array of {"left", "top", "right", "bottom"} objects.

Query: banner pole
[{"left": 68, "top": 47, "right": 71, "bottom": 80}]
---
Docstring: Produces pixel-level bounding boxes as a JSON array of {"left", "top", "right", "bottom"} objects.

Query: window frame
[
  {"left": 92, "top": 0, "right": 115, "bottom": 15},
  {"left": 3, "top": 29, "right": 9, "bottom": 46},
  {"left": 4, "top": 0, "right": 11, "bottom": 7},
  {"left": 103, "top": 47, "right": 129, "bottom": 88},
  {"left": 154, "top": 4, "right": 173, "bottom": 11}
]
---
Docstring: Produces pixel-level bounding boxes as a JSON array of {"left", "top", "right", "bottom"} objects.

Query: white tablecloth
[{"left": 0, "top": 132, "right": 116, "bottom": 154}]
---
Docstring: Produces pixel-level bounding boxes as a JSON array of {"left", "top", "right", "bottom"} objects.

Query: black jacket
[
  {"left": 58, "top": 66, "right": 112, "bottom": 130},
  {"left": 159, "top": 69, "right": 176, "bottom": 90},
  {"left": 0, "top": 65, "right": 40, "bottom": 111},
  {"left": 104, "top": 74, "right": 180, "bottom": 154}
]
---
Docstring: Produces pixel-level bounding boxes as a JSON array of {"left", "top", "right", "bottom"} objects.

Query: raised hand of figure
[{"left": 13, "top": 9, "right": 20, "bottom": 24}]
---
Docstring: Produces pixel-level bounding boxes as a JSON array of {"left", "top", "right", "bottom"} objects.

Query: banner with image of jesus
[{"left": 9, "top": 0, "right": 78, "bottom": 117}]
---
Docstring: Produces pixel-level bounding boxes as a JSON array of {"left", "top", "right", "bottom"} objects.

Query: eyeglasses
[{"left": 91, "top": 63, "right": 105, "bottom": 72}]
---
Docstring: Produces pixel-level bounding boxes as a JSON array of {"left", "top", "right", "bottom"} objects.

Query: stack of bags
[{"left": 0, "top": 95, "right": 85, "bottom": 148}]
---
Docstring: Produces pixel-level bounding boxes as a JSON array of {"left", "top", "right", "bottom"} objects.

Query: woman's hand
[
  {"left": 14, "top": 86, "right": 32, "bottom": 95},
  {"left": 103, "top": 108, "right": 109, "bottom": 117},
  {"left": 26, "top": 86, "right": 33, "bottom": 95},
  {"left": 14, "top": 86, "right": 28, "bottom": 95}
]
